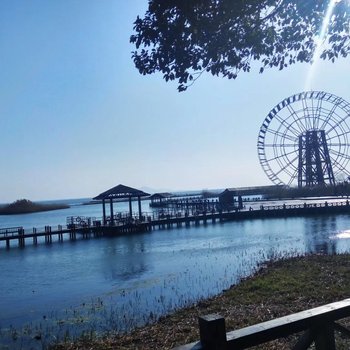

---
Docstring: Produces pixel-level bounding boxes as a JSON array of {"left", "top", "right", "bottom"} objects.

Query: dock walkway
[{"left": 1, "top": 199, "right": 349, "bottom": 249}]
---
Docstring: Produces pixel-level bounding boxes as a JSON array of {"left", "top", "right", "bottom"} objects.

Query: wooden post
[
  {"left": 313, "top": 324, "right": 336, "bottom": 350},
  {"left": 102, "top": 199, "right": 106, "bottom": 225},
  {"left": 129, "top": 196, "right": 133, "bottom": 218},
  {"left": 138, "top": 196, "right": 142, "bottom": 220},
  {"left": 167, "top": 216, "right": 171, "bottom": 228},
  {"left": 110, "top": 199, "right": 114, "bottom": 226},
  {"left": 198, "top": 314, "right": 227, "bottom": 350},
  {"left": 195, "top": 215, "right": 199, "bottom": 226},
  {"left": 33, "top": 228, "right": 37, "bottom": 244},
  {"left": 18, "top": 228, "right": 25, "bottom": 247}
]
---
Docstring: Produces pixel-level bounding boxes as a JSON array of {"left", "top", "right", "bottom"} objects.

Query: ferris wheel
[{"left": 257, "top": 91, "right": 350, "bottom": 187}]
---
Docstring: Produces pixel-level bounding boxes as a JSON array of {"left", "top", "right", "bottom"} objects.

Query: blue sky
[{"left": 1, "top": 1, "right": 350, "bottom": 202}]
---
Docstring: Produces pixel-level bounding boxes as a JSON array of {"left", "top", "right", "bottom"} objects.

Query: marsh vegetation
[
  {"left": 51, "top": 254, "right": 350, "bottom": 349},
  {"left": 0, "top": 199, "right": 69, "bottom": 215}
]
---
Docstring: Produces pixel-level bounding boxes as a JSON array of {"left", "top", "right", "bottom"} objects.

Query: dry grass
[{"left": 51, "top": 254, "right": 350, "bottom": 349}]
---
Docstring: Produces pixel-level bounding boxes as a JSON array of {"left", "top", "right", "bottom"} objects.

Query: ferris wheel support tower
[{"left": 297, "top": 130, "right": 335, "bottom": 188}]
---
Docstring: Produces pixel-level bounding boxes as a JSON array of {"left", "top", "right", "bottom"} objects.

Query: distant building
[
  {"left": 219, "top": 189, "right": 243, "bottom": 210},
  {"left": 149, "top": 192, "right": 173, "bottom": 208}
]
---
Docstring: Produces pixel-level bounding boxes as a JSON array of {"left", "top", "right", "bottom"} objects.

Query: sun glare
[
  {"left": 304, "top": 0, "right": 340, "bottom": 90},
  {"left": 331, "top": 230, "right": 350, "bottom": 239}
]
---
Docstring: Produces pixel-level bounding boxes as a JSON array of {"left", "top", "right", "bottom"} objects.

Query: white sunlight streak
[{"left": 304, "top": 0, "right": 340, "bottom": 90}]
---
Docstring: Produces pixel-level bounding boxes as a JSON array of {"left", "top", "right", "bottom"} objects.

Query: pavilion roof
[
  {"left": 93, "top": 184, "right": 150, "bottom": 200},
  {"left": 149, "top": 192, "right": 173, "bottom": 200}
]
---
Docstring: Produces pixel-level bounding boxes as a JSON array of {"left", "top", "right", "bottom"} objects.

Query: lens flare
[
  {"left": 304, "top": 0, "right": 339, "bottom": 90},
  {"left": 331, "top": 230, "right": 350, "bottom": 239}
]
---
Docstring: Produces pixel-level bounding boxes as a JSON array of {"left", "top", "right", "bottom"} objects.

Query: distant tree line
[
  {"left": 265, "top": 182, "right": 350, "bottom": 199},
  {"left": 0, "top": 199, "right": 69, "bottom": 215}
]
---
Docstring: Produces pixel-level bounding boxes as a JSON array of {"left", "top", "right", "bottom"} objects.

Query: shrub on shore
[{"left": 0, "top": 199, "right": 69, "bottom": 215}]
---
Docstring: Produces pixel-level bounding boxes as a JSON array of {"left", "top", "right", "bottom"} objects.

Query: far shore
[{"left": 0, "top": 199, "right": 69, "bottom": 215}]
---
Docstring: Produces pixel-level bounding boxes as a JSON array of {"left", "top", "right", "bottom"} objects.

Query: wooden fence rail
[{"left": 174, "top": 299, "right": 350, "bottom": 350}]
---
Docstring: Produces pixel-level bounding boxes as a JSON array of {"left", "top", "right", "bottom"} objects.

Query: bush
[{"left": 0, "top": 199, "right": 69, "bottom": 215}]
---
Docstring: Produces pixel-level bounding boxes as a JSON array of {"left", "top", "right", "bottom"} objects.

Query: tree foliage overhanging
[{"left": 130, "top": 0, "right": 350, "bottom": 91}]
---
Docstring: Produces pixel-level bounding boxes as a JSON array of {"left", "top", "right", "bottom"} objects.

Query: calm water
[{"left": 1, "top": 198, "right": 350, "bottom": 348}]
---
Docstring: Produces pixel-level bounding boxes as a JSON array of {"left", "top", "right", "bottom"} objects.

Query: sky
[{"left": 1, "top": 1, "right": 350, "bottom": 202}]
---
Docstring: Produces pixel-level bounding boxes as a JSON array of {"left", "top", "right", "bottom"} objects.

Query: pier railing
[
  {"left": 259, "top": 200, "right": 349, "bottom": 211},
  {"left": 1, "top": 199, "right": 350, "bottom": 248},
  {"left": 0, "top": 226, "right": 23, "bottom": 236},
  {"left": 174, "top": 299, "right": 350, "bottom": 350},
  {"left": 1, "top": 199, "right": 349, "bottom": 237}
]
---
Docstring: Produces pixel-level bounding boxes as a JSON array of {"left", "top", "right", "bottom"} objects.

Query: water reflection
[
  {"left": 3, "top": 213, "right": 350, "bottom": 349},
  {"left": 102, "top": 235, "right": 149, "bottom": 282},
  {"left": 303, "top": 215, "right": 337, "bottom": 254}
]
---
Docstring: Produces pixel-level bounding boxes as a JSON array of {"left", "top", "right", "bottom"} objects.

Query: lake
[{"left": 1, "top": 197, "right": 350, "bottom": 348}]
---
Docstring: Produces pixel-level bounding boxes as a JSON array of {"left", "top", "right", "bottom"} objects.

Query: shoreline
[{"left": 51, "top": 253, "right": 350, "bottom": 349}]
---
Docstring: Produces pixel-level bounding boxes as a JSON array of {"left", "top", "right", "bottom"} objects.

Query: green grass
[
  {"left": 231, "top": 255, "right": 350, "bottom": 304},
  {"left": 51, "top": 254, "right": 350, "bottom": 349}
]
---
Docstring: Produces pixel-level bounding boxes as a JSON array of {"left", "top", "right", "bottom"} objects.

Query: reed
[
  {"left": 49, "top": 253, "right": 350, "bottom": 349},
  {"left": 3, "top": 250, "right": 349, "bottom": 349}
]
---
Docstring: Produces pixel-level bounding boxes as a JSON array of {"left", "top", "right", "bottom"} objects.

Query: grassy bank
[
  {"left": 51, "top": 254, "right": 350, "bottom": 349},
  {"left": 0, "top": 199, "right": 69, "bottom": 214}
]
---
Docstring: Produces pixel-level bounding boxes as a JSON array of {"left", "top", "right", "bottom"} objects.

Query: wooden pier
[{"left": 1, "top": 199, "right": 350, "bottom": 249}]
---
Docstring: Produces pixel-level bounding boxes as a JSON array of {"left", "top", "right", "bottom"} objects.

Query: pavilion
[
  {"left": 149, "top": 192, "right": 173, "bottom": 207},
  {"left": 93, "top": 184, "right": 150, "bottom": 225}
]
